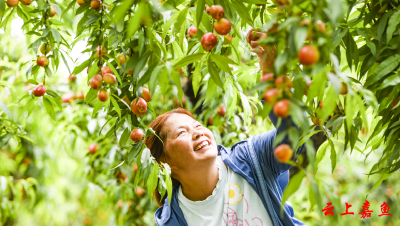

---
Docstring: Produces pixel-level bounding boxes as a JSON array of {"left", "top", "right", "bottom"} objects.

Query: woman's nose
[{"left": 194, "top": 131, "right": 204, "bottom": 139}]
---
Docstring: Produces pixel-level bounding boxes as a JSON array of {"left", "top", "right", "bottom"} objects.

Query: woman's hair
[{"left": 144, "top": 108, "right": 194, "bottom": 206}]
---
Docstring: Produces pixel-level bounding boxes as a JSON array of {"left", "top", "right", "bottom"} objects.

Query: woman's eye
[
  {"left": 178, "top": 131, "right": 185, "bottom": 136},
  {"left": 197, "top": 124, "right": 202, "bottom": 128}
]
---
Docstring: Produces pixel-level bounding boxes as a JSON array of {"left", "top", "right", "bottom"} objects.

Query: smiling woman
[{"left": 144, "top": 106, "right": 306, "bottom": 226}]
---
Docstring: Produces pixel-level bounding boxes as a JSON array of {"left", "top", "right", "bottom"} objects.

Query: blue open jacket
[{"left": 154, "top": 101, "right": 307, "bottom": 226}]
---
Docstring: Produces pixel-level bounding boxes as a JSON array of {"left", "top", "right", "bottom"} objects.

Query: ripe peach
[
  {"left": 260, "top": 73, "right": 274, "bottom": 82},
  {"left": 130, "top": 98, "right": 148, "bottom": 115},
  {"left": 217, "top": 106, "right": 226, "bottom": 117},
  {"left": 136, "top": 187, "right": 144, "bottom": 196},
  {"left": 208, "top": 116, "right": 213, "bottom": 125},
  {"left": 188, "top": 25, "right": 197, "bottom": 38},
  {"left": 20, "top": 0, "right": 32, "bottom": 6},
  {"left": 97, "top": 89, "right": 109, "bottom": 102},
  {"left": 33, "top": 84, "right": 46, "bottom": 97},
  {"left": 299, "top": 19, "right": 311, "bottom": 26},
  {"left": 298, "top": 45, "right": 320, "bottom": 66},
  {"left": 223, "top": 35, "right": 233, "bottom": 45},
  {"left": 214, "top": 18, "right": 231, "bottom": 35},
  {"left": 274, "top": 76, "right": 292, "bottom": 89},
  {"left": 206, "top": 6, "right": 211, "bottom": 15},
  {"left": 68, "top": 75, "right": 76, "bottom": 83},
  {"left": 88, "top": 143, "right": 98, "bottom": 154},
  {"left": 209, "top": 5, "right": 224, "bottom": 20},
  {"left": 40, "top": 43, "right": 51, "bottom": 55},
  {"left": 75, "top": 91, "right": 85, "bottom": 100},
  {"left": 177, "top": 68, "right": 184, "bottom": 74},
  {"left": 95, "top": 45, "right": 106, "bottom": 58},
  {"left": 62, "top": 93, "right": 74, "bottom": 103},
  {"left": 6, "top": 0, "right": 18, "bottom": 7},
  {"left": 273, "top": 99, "right": 290, "bottom": 118},
  {"left": 130, "top": 128, "right": 144, "bottom": 142},
  {"left": 275, "top": 0, "right": 288, "bottom": 6},
  {"left": 89, "top": 74, "right": 103, "bottom": 90},
  {"left": 201, "top": 33, "right": 218, "bottom": 52},
  {"left": 103, "top": 73, "right": 116, "bottom": 84},
  {"left": 263, "top": 88, "right": 280, "bottom": 105},
  {"left": 101, "top": 66, "right": 113, "bottom": 75},
  {"left": 77, "top": 0, "right": 87, "bottom": 6},
  {"left": 122, "top": 96, "right": 130, "bottom": 105},
  {"left": 118, "top": 54, "right": 130, "bottom": 65},
  {"left": 141, "top": 87, "right": 151, "bottom": 102},
  {"left": 116, "top": 200, "right": 123, "bottom": 209},
  {"left": 49, "top": 4, "right": 56, "bottom": 17},
  {"left": 174, "top": 97, "right": 187, "bottom": 106},
  {"left": 37, "top": 56, "right": 49, "bottom": 67},
  {"left": 126, "top": 69, "right": 134, "bottom": 75},
  {"left": 274, "top": 144, "right": 293, "bottom": 162},
  {"left": 90, "top": 0, "right": 102, "bottom": 10},
  {"left": 132, "top": 164, "right": 138, "bottom": 172},
  {"left": 340, "top": 82, "right": 348, "bottom": 95},
  {"left": 311, "top": 116, "right": 319, "bottom": 125},
  {"left": 316, "top": 20, "right": 326, "bottom": 32}
]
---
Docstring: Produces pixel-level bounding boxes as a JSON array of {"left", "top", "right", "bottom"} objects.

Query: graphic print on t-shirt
[{"left": 223, "top": 183, "right": 265, "bottom": 226}]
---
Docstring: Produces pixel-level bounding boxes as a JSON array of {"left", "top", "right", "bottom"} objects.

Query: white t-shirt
[{"left": 178, "top": 156, "right": 273, "bottom": 226}]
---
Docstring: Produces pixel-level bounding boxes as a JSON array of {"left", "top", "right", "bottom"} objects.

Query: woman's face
[{"left": 161, "top": 113, "right": 218, "bottom": 175}]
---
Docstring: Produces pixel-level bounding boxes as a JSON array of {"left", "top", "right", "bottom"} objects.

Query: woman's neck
[{"left": 178, "top": 159, "right": 219, "bottom": 201}]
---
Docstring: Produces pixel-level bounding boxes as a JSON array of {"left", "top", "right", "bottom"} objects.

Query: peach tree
[{"left": 1, "top": 0, "right": 400, "bottom": 223}]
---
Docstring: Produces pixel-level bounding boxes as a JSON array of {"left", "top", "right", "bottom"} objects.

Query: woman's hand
[{"left": 247, "top": 31, "right": 276, "bottom": 74}]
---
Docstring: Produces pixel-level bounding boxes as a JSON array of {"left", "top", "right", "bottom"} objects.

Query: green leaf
[
  {"left": 127, "top": 2, "right": 145, "bottom": 38},
  {"left": 0, "top": 0, "right": 5, "bottom": 20},
  {"left": 129, "top": 142, "right": 143, "bottom": 164},
  {"left": 72, "top": 58, "right": 90, "bottom": 75},
  {"left": 172, "top": 41, "right": 184, "bottom": 59},
  {"left": 193, "top": 62, "right": 203, "bottom": 98},
  {"left": 365, "top": 54, "right": 400, "bottom": 87},
  {"left": 92, "top": 101, "right": 104, "bottom": 117},
  {"left": 164, "top": 168, "right": 173, "bottom": 205},
  {"left": 147, "top": 163, "right": 159, "bottom": 202},
  {"left": 51, "top": 28, "right": 61, "bottom": 44},
  {"left": 161, "top": 11, "right": 180, "bottom": 40},
  {"left": 210, "top": 53, "right": 232, "bottom": 75},
  {"left": 110, "top": 161, "right": 125, "bottom": 170},
  {"left": 119, "top": 128, "right": 130, "bottom": 146},
  {"left": 345, "top": 93, "right": 357, "bottom": 132},
  {"left": 173, "top": 53, "right": 205, "bottom": 70},
  {"left": 282, "top": 170, "right": 306, "bottom": 204},
  {"left": 43, "top": 96, "right": 56, "bottom": 121},
  {"left": 231, "top": 0, "right": 253, "bottom": 27},
  {"left": 294, "top": 26, "right": 307, "bottom": 52},
  {"left": 377, "top": 12, "right": 391, "bottom": 42},
  {"left": 0, "top": 100, "right": 13, "bottom": 120},
  {"left": 315, "top": 141, "right": 329, "bottom": 174},
  {"left": 328, "top": 139, "right": 336, "bottom": 173},
  {"left": 386, "top": 10, "right": 400, "bottom": 44},
  {"left": 196, "top": 0, "right": 205, "bottom": 28},
  {"left": 110, "top": 96, "right": 121, "bottom": 118},
  {"left": 45, "top": 89, "right": 60, "bottom": 98},
  {"left": 132, "top": 51, "right": 152, "bottom": 82},
  {"left": 159, "top": 67, "right": 169, "bottom": 96},
  {"left": 207, "top": 57, "right": 224, "bottom": 89},
  {"left": 320, "top": 86, "right": 337, "bottom": 119}
]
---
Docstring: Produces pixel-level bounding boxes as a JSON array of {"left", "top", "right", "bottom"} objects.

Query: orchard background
[{"left": 1, "top": 0, "right": 400, "bottom": 225}]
